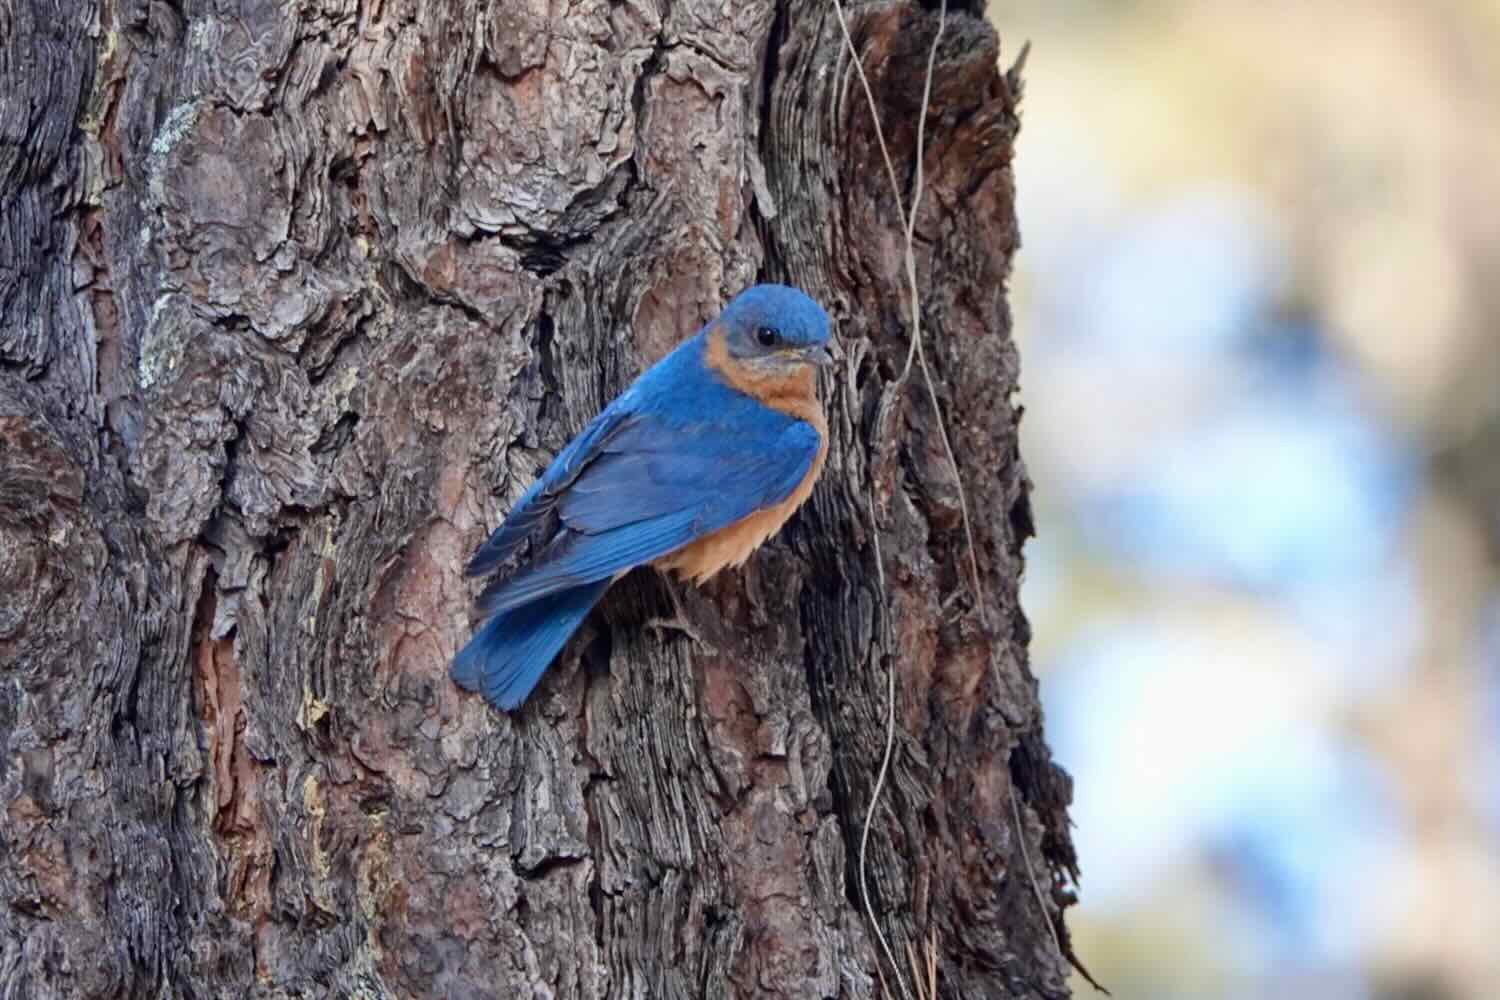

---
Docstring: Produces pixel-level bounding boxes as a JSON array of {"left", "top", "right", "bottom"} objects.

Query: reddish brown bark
[{"left": 0, "top": 0, "right": 1076, "bottom": 996}]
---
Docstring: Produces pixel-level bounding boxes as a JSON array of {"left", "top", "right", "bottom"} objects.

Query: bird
[{"left": 452, "top": 283, "right": 834, "bottom": 712}]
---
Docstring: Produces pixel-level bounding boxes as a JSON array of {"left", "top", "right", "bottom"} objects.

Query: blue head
[{"left": 716, "top": 284, "right": 833, "bottom": 375}]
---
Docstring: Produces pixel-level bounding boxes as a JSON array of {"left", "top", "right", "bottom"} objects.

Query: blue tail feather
[{"left": 451, "top": 580, "right": 611, "bottom": 711}]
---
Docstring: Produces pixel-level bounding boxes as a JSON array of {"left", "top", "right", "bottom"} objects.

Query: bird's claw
[{"left": 643, "top": 613, "right": 707, "bottom": 648}]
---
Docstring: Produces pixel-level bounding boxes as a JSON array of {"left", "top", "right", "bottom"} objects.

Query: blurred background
[{"left": 996, "top": 2, "right": 1500, "bottom": 998}]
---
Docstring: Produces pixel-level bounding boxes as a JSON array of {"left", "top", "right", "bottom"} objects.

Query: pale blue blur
[{"left": 1005, "top": 3, "right": 1500, "bottom": 997}]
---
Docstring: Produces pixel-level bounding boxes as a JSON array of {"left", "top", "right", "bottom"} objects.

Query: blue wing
[
  {"left": 456, "top": 334, "right": 821, "bottom": 712},
  {"left": 464, "top": 400, "right": 636, "bottom": 578},
  {"left": 474, "top": 414, "right": 819, "bottom": 615},
  {"left": 556, "top": 419, "right": 817, "bottom": 531}
]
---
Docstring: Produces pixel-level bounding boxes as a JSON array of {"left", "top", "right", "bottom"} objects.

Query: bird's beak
[{"left": 802, "top": 344, "right": 834, "bottom": 367}]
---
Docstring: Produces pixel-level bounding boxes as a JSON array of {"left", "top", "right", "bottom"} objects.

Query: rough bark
[{"left": 0, "top": 0, "right": 1076, "bottom": 997}]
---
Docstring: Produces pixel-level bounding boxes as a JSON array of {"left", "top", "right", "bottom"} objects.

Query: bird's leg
[{"left": 643, "top": 577, "right": 708, "bottom": 649}]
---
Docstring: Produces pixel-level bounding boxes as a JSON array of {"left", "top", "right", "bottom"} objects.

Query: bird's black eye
[{"left": 755, "top": 326, "right": 778, "bottom": 347}]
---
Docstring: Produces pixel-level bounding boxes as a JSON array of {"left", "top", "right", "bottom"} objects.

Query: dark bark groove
[{"left": 0, "top": 0, "right": 1076, "bottom": 996}]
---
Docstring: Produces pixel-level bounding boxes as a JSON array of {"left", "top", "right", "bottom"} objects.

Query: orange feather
[{"left": 654, "top": 328, "right": 829, "bottom": 582}]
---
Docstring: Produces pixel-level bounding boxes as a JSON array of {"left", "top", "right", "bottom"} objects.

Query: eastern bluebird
[{"left": 452, "top": 284, "right": 833, "bottom": 711}]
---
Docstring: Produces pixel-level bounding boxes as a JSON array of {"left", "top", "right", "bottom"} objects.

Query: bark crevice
[{"left": 0, "top": 1, "right": 1074, "bottom": 997}]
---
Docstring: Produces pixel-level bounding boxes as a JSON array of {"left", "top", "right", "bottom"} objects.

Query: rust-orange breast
[{"left": 653, "top": 330, "right": 829, "bottom": 583}]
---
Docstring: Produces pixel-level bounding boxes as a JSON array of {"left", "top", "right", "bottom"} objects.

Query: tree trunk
[{"left": 0, "top": 0, "right": 1077, "bottom": 996}]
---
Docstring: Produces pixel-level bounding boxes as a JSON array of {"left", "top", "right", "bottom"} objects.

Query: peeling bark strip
[{"left": 0, "top": 0, "right": 1075, "bottom": 996}]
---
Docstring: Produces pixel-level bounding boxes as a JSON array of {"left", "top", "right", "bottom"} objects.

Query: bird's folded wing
[
  {"left": 464, "top": 402, "right": 635, "bottom": 578},
  {"left": 474, "top": 414, "right": 820, "bottom": 616}
]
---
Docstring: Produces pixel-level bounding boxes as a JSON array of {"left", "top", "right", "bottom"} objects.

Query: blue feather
[
  {"left": 451, "top": 578, "right": 612, "bottom": 710},
  {"left": 464, "top": 479, "right": 547, "bottom": 576},
  {"left": 455, "top": 284, "right": 831, "bottom": 712},
  {"left": 465, "top": 405, "right": 636, "bottom": 577},
  {"left": 475, "top": 509, "right": 701, "bottom": 615},
  {"left": 559, "top": 426, "right": 817, "bottom": 533},
  {"left": 475, "top": 419, "right": 819, "bottom": 616}
]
